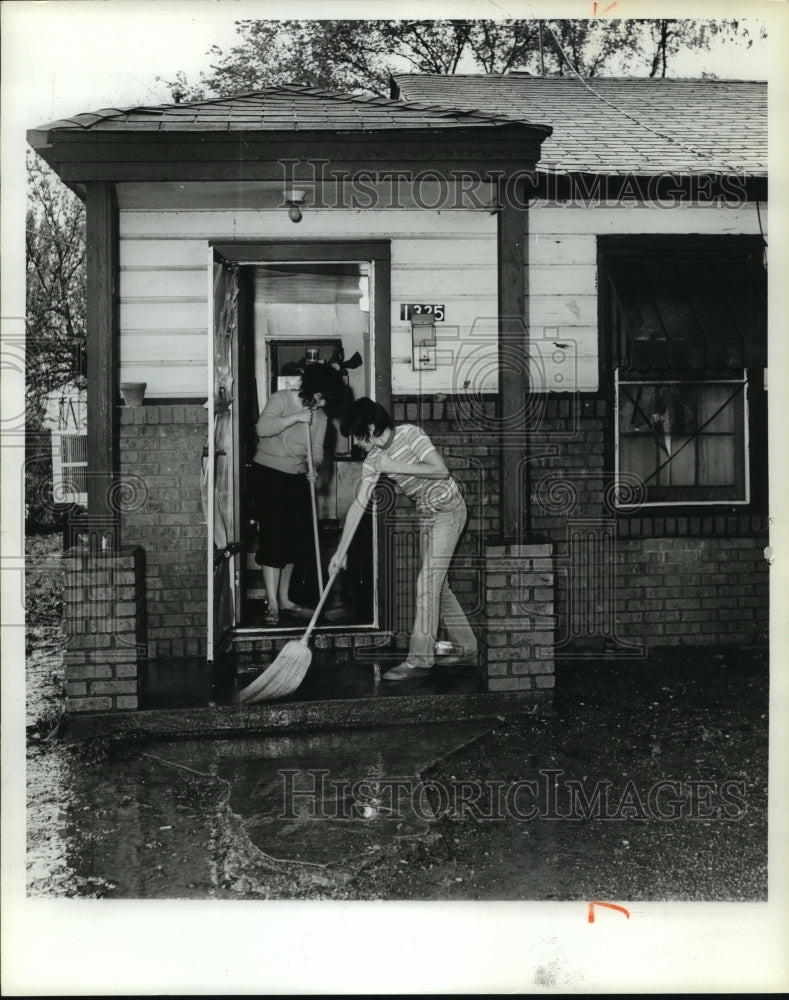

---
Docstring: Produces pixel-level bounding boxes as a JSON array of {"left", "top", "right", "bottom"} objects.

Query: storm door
[{"left": 206, "top": 253, "right": 242, "bottom": 663}]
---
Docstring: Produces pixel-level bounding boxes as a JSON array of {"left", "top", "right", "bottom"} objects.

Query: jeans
[{"left": 406, "top": 497, "right": 477, "bottom": 669}]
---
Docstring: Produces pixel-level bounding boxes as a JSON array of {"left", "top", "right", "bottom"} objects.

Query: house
[
  {"left": 27, "top": 74, "right": 768, "bottom": 716},
  {"left": 39, "top": 381, "right": 88, "bottom": 510}
]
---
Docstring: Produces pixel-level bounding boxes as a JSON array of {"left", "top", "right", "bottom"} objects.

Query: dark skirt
[{"left": 250, "top": 462, "right": 311, "bottom": 569}]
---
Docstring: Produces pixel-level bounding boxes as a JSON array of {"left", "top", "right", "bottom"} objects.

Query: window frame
[
  {"left": 598, "top": 234, "right": 767, "bottom": 514},
  {"left": 614, "top": 372, "right": 749, "bottom": 507}
]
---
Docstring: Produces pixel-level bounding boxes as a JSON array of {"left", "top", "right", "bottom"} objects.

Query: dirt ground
[{"left": 26, "top": 618, "right": 768, "bottom": 901}]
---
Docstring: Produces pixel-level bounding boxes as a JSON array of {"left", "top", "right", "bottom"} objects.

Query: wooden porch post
[
  {"left": 497, "top": 176, "right": 529, "bottom": 543},
  {"left": 85, "top": 183, "right": 120, "bottom": 520}
]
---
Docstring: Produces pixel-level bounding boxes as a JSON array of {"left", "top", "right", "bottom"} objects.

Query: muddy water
[
  {"left": 26, "top": 648, "right": 768, "bottom": 902},
  {"left": 27, "top": 723, "right": 493, "bottom": 898}
]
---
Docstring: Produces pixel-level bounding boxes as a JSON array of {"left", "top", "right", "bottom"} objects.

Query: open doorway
[{"left": 240, "top": 261, "right": 376, "bottom": 631}]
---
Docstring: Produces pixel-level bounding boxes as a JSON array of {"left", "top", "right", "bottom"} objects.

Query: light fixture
[{"left": 285, "top": 189, "right": 306, "bottom": 223}]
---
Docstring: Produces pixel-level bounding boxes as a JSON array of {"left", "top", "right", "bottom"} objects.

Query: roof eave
[{"left": 29, "top": 122, "right": 550, "bottom": 186}]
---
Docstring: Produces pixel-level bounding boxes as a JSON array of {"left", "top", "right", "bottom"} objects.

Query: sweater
[{"left": 253, "top": 390, "right": 327, "bottom": 475}]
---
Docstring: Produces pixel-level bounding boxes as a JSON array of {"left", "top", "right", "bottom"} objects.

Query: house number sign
[{"left": 400, "top": 303, "right": 446, "bottom": 321}]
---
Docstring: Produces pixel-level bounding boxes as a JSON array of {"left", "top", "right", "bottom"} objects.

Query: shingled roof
[
  {"left": 31, "top": 84, "right": 551, "bottom": 136},
  {"left": 392, "top": 75, "right": 767, "bottom": 176}
]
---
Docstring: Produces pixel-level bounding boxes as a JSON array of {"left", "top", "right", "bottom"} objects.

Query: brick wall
[
  {"left": 62, "top": 546, "right": 145, "bottom": 712},
  {"left": 395, "top": 392, "right": 769, "bottom": 652},
  {"left": 529, "top": 394, "right": 769, "bottom": 651},
  {"left": 119, "top": 404, "right": 207, "bottom": 653},
  {"left": 111, "top": 393, "right": 767, "bottom": 710},
  {"left": 613, "top": 537, "right": 769, "bottom": 647}
]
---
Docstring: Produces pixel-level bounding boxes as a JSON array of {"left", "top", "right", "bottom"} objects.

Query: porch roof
[
  {"left": 28, "top": 84, "right": 552, "bottom": 186},
  {"left": 30, "top": 84, "right": 552, "bottom": 136},
  {"left": 392, "top": 75, "right": 767, "bottom": 177}
]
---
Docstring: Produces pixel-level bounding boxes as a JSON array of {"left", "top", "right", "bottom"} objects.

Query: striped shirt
[{"left": 362, "top": 424, "right": 462, "bottom": 512}]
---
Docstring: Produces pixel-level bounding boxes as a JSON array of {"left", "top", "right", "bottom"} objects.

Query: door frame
[{"left": 209, "top": 239, "right": 393, "bottom": 637}]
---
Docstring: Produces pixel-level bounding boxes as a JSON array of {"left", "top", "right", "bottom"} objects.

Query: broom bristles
[{"left": 238, "top": 639, "right": 312, "bottom": 703}]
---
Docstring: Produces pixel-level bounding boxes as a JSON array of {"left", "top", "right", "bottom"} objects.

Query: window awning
[{"left": 608, "top": 254, "right": 767, "bottom": 372}]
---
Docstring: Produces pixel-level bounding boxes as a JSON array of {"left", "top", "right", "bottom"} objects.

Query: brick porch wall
[
  {"left": 62, "top": 546, "right": 146, "bottom": 712},
  {"left": 119, "top": 404, "right": 207, "bottom": 656},
  {"left": 480, "top": 543, "right": 555, "bottom": 696}
]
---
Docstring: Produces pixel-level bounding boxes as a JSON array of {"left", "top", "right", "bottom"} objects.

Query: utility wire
[
  {"left": 543, "top": 22, "right": 750, "bottom": 175},
  {"left": 26, "top": 228, "right": 84, "bottom": 251}
]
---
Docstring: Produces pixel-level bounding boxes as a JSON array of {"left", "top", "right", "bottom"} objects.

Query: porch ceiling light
[{"left": 285, "top": 189, "right": 306, "bottom": 223}]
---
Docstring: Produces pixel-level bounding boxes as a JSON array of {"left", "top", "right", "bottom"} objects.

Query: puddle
[{"left": 28, "top": 722, "right": 493, "bottom": 897}]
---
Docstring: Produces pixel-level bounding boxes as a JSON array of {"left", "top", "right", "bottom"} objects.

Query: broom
[
  {"left": 305, "top": 423, "right": 324, "bottom": 597},
  {"left": 237, "top": 474, "right": 377, "bottom": 703}
]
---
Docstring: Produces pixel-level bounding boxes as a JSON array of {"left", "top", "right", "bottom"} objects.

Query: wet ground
[
  {"left": 27, "top": 630, "right": 768, "bottom": 901},
  {"left": 142, "top": 647, "right": 486, "bottom": 709}
]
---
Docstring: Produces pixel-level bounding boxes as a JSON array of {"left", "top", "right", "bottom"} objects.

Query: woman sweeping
[
  {"left": 329, "top": 398, "right": 478, "bottom": 680},
  {"left": 251, "top": 363, "right": 344, "bottom": 625}
]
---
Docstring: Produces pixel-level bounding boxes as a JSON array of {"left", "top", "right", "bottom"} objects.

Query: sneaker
[
  {"left": 434, "top": 651, "right": 479, "bottom": 668},
  {"left": 381, "top": 661, "right": 432, "bottom": 681}
]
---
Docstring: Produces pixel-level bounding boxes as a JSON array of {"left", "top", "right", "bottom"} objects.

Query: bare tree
[{"left": 26, "top": 151, "right": 86, "bottom": 399}]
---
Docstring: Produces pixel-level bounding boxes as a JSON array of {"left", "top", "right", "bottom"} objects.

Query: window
[
  {"left": 600, "top": 236, "right": 766, "bottom": 508},
  {"left": 53, "top": 433, "right": 88, "bottom": 506}
]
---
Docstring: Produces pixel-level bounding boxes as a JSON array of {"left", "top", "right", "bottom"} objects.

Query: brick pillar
[
  {"left": 62, "top": 546, "right": 146, "bottom": 712},
  {"left": 481, "top": 543, "right": 555, "bottom": 697}
]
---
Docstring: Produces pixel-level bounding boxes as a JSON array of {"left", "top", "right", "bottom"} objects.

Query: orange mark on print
[
  {"left": 588, "top": 901, "right": 630, "bottom": 923},
  {"left": 593, "top": 2, "right": 619, "bottom": 13}
]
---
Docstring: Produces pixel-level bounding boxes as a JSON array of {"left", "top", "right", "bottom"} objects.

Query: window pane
[
  {"left": 617, "top": 379, "right": 743, "bottom": 501},
  {"left": 620, "top": 386, "right": 654, "bottom": 431},
  {"left": 665, "top": 436, "right": 696, "bottom": 485},
  {"left": 699, "top": 436, "right": 735, "bottom": 485},
  {"left": 620, "top": 435, "right": 657, "bottom": 485},
  {"left": 697, "top": 386, "right": 735, "bottom": 432}
]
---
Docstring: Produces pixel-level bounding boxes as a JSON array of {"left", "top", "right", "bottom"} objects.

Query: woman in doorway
[
  {"left": 329, "top": 398, "right": 478, "bottom": 680},
  {"left": 251, "top": 363, "right": 345, "bottom": 625}
]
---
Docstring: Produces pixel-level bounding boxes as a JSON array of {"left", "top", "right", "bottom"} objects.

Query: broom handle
[
  {"left": 304, "top": 423, "right": 324, "bottom": 596},
  {"left": 300, "top": 473, "right": 379, "bottom": 645}
]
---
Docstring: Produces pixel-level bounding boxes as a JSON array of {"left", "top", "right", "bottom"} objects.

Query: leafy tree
[{"left": 165, "top": 18, "right": 766, "bottom": 100}]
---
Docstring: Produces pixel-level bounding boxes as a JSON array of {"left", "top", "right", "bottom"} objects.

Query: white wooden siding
[
  {"left": 529, "top": 202, "right": 765, "bottom": 392},
  {"left": 119, "top": 196, "right": 498, "bottom": 397},
  {"left": 118, "top": 184, "right": 765, "bottom": 398}
]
